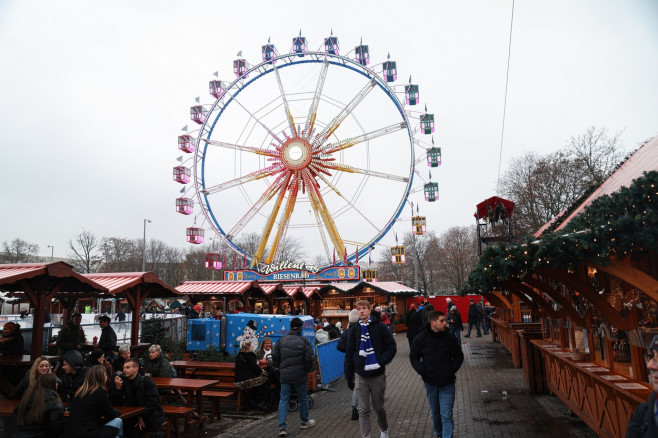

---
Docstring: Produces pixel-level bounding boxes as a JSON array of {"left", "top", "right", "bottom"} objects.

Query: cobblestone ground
[{"left": 183, "top": 334, "right": 597, "bottom": 438}]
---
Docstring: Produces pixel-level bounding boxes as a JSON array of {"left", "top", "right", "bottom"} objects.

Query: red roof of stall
[
  {"left": 0, "top": 262, "right": 109, "bottom": 296},
  {"left": 474, "top": 196, "right": 515, "bottom": 220},
  {"left": 176, "top": 280, "right": 258, "bottom": 295},
  {"left": 83, "top": 272, "right": 181, "bottom": 297}
]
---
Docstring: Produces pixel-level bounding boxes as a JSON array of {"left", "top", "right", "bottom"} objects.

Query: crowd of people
[{"left": 3, "top": 311, "right": 181, "bottom": 438}]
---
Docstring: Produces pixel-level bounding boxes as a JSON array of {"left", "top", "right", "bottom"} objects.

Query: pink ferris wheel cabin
[
  {"left": 178, "top": 135, "right": 194, "bottom": 153},
  {"left": 233, "top": 59, "right": 249, "bottom": 78},
  {"left": 355, "top": 44, "right": 370, "bottom": 66},
  {"left": 420, "top": 113, "right": 434, "bottom": 134},
  {"left": 190, "top": 105, "right": 207, "bottom": 125},
  {"left": 209, "top": 80, "right": 226, "bottom": 99},
  {"left": 262, "top": 43, "right": 278, "bottom": 62},
  {"left": 383, "top": 60, "right": 397, "bottom": 82},
  {"left": 186, "top": 227, "right": 205, "bottom": 244},
  {"left": 405, "top": 84, "right": 419, "bottom": 105},
  {"left": 292, "top": 35, "right": 307, "bottom": 56},
  {"left": 204, "top": 253, "right": 223, "bottom": 270},
  {"left": 324, "top": 36, "right": 339, "bottom": 55},
  {"left": 176, "top": 197, "right": 194, "bottom": 215},
  {"left": 173, "top": 166, "right": 191, "bottom": 184}
]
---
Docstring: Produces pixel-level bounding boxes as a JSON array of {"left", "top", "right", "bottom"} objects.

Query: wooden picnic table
[
  {"left": 151, "top": 377, "right": 218, "bottom": 424},
  {"left": 170, "top": 360, "right": 234, "bottom": 378},
  {"left": 0, "top": 399, "right": 145, "bottom": 420}
]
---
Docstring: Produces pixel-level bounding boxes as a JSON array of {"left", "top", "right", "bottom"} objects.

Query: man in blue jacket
[
  {"left": 345, "top": 300, "right": 397, "bottom": 438},
  {"left": 410, "top": 310, "right": 464, "bottom": 438},
  {"left": 272, "top": 317, "right": 316, "bottom": 437}
]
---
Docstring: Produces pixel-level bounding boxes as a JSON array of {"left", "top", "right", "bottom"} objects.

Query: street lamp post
[
  {"left": 46, "top": 245, "right": 54, "bottom": 261},
  {"left": 142, "top": 219, "right": 151, "bottom": 272}
]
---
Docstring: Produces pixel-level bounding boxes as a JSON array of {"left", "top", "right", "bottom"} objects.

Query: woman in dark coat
[
  {"left": 66, "top": 365, "right": 122, "bottom": 438},
  {"left": 0, "top": 321, "right": 25, "bottom": 355},
  {"left": 12, "top": 373, "right": 65, "bottom": 438},
  {"left": 234, "top": 342, "right": 270, "bottom": 410}
]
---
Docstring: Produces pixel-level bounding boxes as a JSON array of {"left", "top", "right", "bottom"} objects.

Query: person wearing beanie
[
  {"left": 56, "top": 313, "right": 87, "bottom": 355},
  {"left": 272, "top": 317, "right": 316, "bottom": 436},
  {"left": 85, "top": 348, "right": 106, "bottom": 367},
  {"left": 60, "top": 349, "right": 89, "bottom": 401},
  {"left": 627, "top": 334, "right": 658, "bottom": 436}
]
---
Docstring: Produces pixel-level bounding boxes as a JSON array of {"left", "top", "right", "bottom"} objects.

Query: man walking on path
[
  {"left": 410, "top": 310, "right": 464, "bottom": 438},
  {"left": 345, "top": 300, "right": 397, "bottom": 438},
  {"left": 272, "top": 317, "right": 316, "bottom": 437},
  {"left": 465, "top": 300, "right": 482, "bottom": 338}
]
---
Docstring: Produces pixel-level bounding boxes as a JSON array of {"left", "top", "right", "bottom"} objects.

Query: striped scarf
[{"left": 359, "top": 316, "right": 381, "bottom": 371}]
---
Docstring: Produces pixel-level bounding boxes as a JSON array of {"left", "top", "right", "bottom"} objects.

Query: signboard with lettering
[{"left": 224, "top": 264, "right": 360, "bottom": 282}]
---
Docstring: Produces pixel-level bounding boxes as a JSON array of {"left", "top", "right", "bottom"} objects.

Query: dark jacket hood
[{"left": 62, "top": 349, "right": 84, "bottom": 370}]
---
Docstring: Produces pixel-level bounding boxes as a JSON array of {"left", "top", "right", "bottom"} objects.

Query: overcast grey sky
[{"left": 1, "top": 0, "right": 657, "bottom": 261}]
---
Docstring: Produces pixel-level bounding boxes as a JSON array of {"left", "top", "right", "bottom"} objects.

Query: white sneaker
[
  {"left": 380, "top": 430, "right": 389, "bottom": 438},
  {"left": 300, "top": 419, "right": 316, "bottom": 429}
]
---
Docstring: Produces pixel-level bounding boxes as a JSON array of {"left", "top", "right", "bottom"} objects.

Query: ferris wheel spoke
[
  {"left": 301, "top": 171, "right": 346, "bottom": 260},
  {"left": 226, "top": 172, "right": 289, "bottom": 240},
  {"left": 312, "top": 77, "right": 378, "bottom": 149},
  {"left": 303, "top": 57, "right": 329, "bottom": 138},
  {"left": 251, "top": 172, "right": 295, "bottom": 267},
  {"left": 315, "top": 173, "right": 382, "bottom": 233},
  {"left": 310, "top": 201, "right": 332, "bottom": 264},
  {"left": 223, "top": 89, "right": 284, "bottom": 145},
  {"left": 264, "top": 175, "right": 300, "bottom": 264},
  {"left": 272, "top": 65, "right": 297, "bottom": 137},
  {"left": 319, "top": 122, "right": 407, "bottom": 155},
  {"left": 202, "top": 165, "right": 283, "bottom": 195},
  {"left": 202, "top": 138, "right": 280, "bottom": 158},
  {"left": 319, "top": 163, "right": 409, "bottom": 183}
]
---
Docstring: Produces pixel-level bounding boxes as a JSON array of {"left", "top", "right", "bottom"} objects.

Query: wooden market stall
[
  {"left": 0, "top": 262, "right": 110, "bottom": 359},
  {"left": 175, "top": 280, "right": 271, "bottom": 313},
  {"left": 467, "top": 136, "right": 658, "bottom": 437},
  {"left": 83, "top": 272, "right": 182, "bottom": 348}
]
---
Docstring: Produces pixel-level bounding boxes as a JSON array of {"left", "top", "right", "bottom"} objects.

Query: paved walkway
[{"left": 191, "top": 334, "right": 597, "bottom": 438}]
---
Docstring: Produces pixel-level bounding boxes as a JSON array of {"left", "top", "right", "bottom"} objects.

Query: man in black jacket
[
  {"left": 111, "top": 358, "right": 165, "bottom": 436},
  {"left": 410, "top": 310, "right": 464, "bottom": 438},
  {"left": 345, "top": 300, "right": 397, "bottom": 438},
  {"left": 98, "top": 315, "right": 117, "bottom": 361},
  {"left": 272, "top": 317, "right": 315, "bottom": 437},
  {"left": 465, "top": 300, "right": 482, "bottom": 338}
]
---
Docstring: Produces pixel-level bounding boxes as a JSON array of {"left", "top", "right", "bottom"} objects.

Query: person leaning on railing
[{"left": 626, "top": 335, "right": 658, "bottom": 437}]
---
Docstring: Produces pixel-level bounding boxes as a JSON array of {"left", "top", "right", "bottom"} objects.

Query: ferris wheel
[{"left": 173, "top": 32, "right": 441, "bottom": 269}]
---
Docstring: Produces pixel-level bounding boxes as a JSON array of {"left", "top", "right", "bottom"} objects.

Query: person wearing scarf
[{"left": 344, "top": 300, "right": 397, "bottom": 438}]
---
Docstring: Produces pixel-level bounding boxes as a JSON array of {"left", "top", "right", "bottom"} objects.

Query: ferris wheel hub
[{"left": 280, "top": 137, "right": 313, "bottom": 171}]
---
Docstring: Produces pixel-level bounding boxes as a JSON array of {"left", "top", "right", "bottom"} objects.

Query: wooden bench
[
  {"left": 161, "top": 406, "right": 195, "bottom": 438},
  {"left": 195, "top": 370, "right": 244, "bottom": 411},
  {"left": 201, "top": 390, "right": 234, "bottom": 422}
]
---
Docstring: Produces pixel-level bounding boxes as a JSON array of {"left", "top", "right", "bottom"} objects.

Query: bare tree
[
  {"left": 1, "top": 238, "right": 39, "bottom": 263},
  {"left": 436, "top": 226, "right": 479, "bottom": 292},
  {"left": 276, "top": 237, "right": 307, "bottom": 262},
  {"left": 566, "top": 126, "right": 625, "bottom": 187},
  {"left": 67, "top": 229, "right": 103, "bottom": 273},
  {"left": 99, "top": 237, "right": 140, "bottom": 272}
]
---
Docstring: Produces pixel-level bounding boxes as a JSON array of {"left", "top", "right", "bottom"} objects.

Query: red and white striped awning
[
  {"left": 84, "top": 272, "right": 180, "bottom": 297},
  {"left": 260, "top": 283, "right": 280, "bottom": 295},
  {"left": 283, "top": 286, "right": 300, "bottom": 297},
  {"left": 176, "top": 281, "right": 256, "bottom": 295}
]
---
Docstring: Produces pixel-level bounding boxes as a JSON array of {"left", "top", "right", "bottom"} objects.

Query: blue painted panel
[
  {"left": 186, "top": 318, "right": 221, "bottom": 351},
  {"left": 316, "top": 338, "right": 345, "bottom": 384},
  {"left": 224, "top": 313, "right": 315, "bottom": 355}
]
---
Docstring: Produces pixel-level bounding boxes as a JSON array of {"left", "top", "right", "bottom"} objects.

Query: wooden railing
[
  {"left": 491, "top": 318, "right": 542, "bottom": 368},
  {"left": 532, "top": 339, "right": 649, "bottom": 438}
]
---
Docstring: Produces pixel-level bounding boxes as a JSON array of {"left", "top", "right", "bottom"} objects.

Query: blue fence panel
[
  {"left": 224, "top": 313, "right": 314, "bottom": 355},
  {"left": 316, "top": 339, "right": 345, "bottom": 385},
  {"left": 186, "top": 318, "right": 221, "bottom": 351}
]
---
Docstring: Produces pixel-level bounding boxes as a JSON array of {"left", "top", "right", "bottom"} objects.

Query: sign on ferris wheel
[{"left": 173, "top": 32, "right": 441, "bottom": 270}]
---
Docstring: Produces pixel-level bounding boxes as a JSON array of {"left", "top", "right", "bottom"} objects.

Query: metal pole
[
  {"left": 47, "top": 245, "right": 54, "bottom": 261},
  {"left": 142, "top": 219, "right": 151, "bottom": 272}
]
